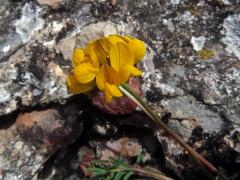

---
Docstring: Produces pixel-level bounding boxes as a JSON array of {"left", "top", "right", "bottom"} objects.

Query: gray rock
[
  {"left": 0, "top": 87, "right": 11, "bottom": 104},
  {"left": 37, "top": 0, "right": 67, "bottom": 9},
  {"left": 170, "top": 0, "right": 181, "bottom": 5},
  {"left": 161, "top": 95, "right": 225, "bottom": 134},
  {"left": 58, "top": 36, "right": 76, "bottom": 61},
  {"left": 0, "top": 15, "right": 132, "bottom": 117},
  {"left": 137, "top": 1, "right": 240, "bottom": 175},
  {"left": 0, "top": 104, "right": 83, "bottom": 180},
  {"left": 75, "top": 21, "right": 118, "bottom": 48},
  {"left": 0, "top": 47, "right": 70, "bottom": 116},
  {"left": 0, "top": 1, "right": 24, "bottom": 62},
  {"left": 191, "top": 36, "right": 206, "bottom": 51},
  {"left": 221, "top": 14, "right": 240, "bottom": 60},
  {"left": 14, "top": 2, "right": 45, "bottom": 44},
  {"left": 0, "top": 33, "right": 23, "bottom": 62}
]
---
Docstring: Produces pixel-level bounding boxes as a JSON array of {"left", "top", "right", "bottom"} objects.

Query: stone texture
[
  {"left": 58, "top": 36, "right": 76, "bottom": 61},
  {"left": 0, "top": 104, "right": 83, "bottom": 180},
  {"left": 0, "top": 15, "right": 123, "bottom": 117},
  {"left": 16, "top": 109, "right": 80, "bottom": 146},
  {"left": 0, "top": 48, "right": 70, "bottom": 115},
  {"left": 105, "top": 137, "right": 143, "bottom": 157},
  {"left": 14, "top": 3, "right": 45, "bottom": 44},
  {"left": 75, "top": 21, "right": 118, "bottom": 47},
  {"left": 0, "top": 1, "right": 24, "bottom": 62},
  {"left": 221, "top": 14, "right": 240, "bottom": 60},
  {"left": 37, "top": 0, "right": 64, "bottom": 9}
]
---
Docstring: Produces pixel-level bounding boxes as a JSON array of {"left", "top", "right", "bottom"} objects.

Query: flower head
[{"left": 67, "top": 35, "right": 146, "bottom": 102}]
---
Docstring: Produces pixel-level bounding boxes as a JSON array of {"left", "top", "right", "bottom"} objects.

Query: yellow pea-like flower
[
  {"left": 67, "top": 34, "right": 146, "bottom": 103},
  {"left": 72, "top": 48, "right": 85, "bottom": 67},
  {"left": 67, "top": 73, "right": 95, "bottom": 94},
  {"left": 128, "top": 39, "right": 146, "bottom": 64},
  {"left": 110, "top": 42, "right": 134, "bottom": 71},
  {"left": 74, "top": 63, "right": 99, "bottom": 84}
]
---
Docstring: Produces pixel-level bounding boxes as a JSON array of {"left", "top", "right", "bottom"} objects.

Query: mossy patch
[{"left": 197, "top": 49, "right": 215, "bottom": 60}]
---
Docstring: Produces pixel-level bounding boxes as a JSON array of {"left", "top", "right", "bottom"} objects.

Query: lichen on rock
[
  {"left": 221, "top": 14, "right": 240, "bottom": 60},
  {"left": 14, "top": 2, "right": 45, "bottom": 44}
]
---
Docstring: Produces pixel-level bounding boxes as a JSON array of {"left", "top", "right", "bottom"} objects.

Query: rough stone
[
  {"left": 58, "top": 36, "right": 76, "bottom": 61},
  {"left": 191, "top": 36, "right": 206, "bottom": 51},
  {"left": 0, "top": 105, "right": 83, "bottom": 180},
  {"left": 37, "top": 0, "right": 64, "bottom": 9},
  {"left": 14, "top": 2, "right": 45, "bottom": 44},
  {"left": 0, "top": 17, "right": 126, "bottom": 117},
  {"left": 161, "top": 95, "right": 225, "bottom": 134},
  {"left": 105, "top": 137, "right": 143, "bottom": 158},
  {"left": 0, "top": 1, "right": 24, "bottom": 62},
  {"left": 0, "top": 87, "right": 11, "bottom": 104},
  {"left": 76, "top": 21, "right": 118, "bottom": 48},
  {"left": 221, "top": 14, "right": 240, "bottom": 60},
  {"left": 0, "top": 47, "right": 70, "bottom": 116}
]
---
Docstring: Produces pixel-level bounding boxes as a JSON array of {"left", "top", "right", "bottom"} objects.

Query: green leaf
[
  {"left": 88, "top": 167, "right": 107, "bottom": 177},
  {"left": 136, "top": 152, "right": 144, "bottom": 164},
  {"left": 105, "top": 176, "right": 111, "bottom": 180},
  {"left": 123, "top": 171, "right": 134, "bottom": 180},
  {"left": 114, "top": 171, "right": 126, "bottom": 180},
  {"left": 109, "top": 172, "right": 117, "bottom": 179},
  {"left": 237, "top": 133, "right": 240, "bottom": 142},
  {"left": 105, "top": 172, "right": 116, "bottom": 180},
  {"left": 110, "top": 157, "right": 127, "bottom": 169}
]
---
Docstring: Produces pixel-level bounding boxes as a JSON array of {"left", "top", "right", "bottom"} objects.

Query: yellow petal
[
  {"left": 127, "top": 64, "right": 142, "bottom": 76},
  {"left": 94, "top": 37, "right": 112, "bottom": 64},
  {"left": 104, "top": 87, "right": 112, "bottom": 103},
  {"left": 98, "top": 37, "right": 112, "bottom": 53},
  {"left": 72, "top": 48, "right": 85, "bottom": 67},
  {"left": 106, "top": 83, "right": 122, "bottom": 97},
  {"left": 119, "top": 35, "right": 134, "bottom": 43},
  {"left": 108, "top": 35, "right": 126, "bottom": 44},
  {"left": 110, "top": 42, "right": 134, "bottom": 71},
  {"left": 85, "top": 43, "right": 99, "bottom": 67},
  {"left": 67, "top": 73, "right": 95, "bottom": 94},
  {"left": 74, "top": 63, "right": 98, "bottom": 84},
  {"left": 91, "top": 50, "right": 99, "bottom": 67},
  {"left": 119, "top": 66, "right": 131, "bottom": 83},
  {"left": 128, "top": 39, "right": 146, "bottom": 64},
  {"left": 96, "top": 66, "right": 106, "bottom": 91},
  {"left": 110, "top": 35, "right": 133, "bottom": 43},
  {"left": 104, "top": 65, "right": 120, "bottom": 85}
]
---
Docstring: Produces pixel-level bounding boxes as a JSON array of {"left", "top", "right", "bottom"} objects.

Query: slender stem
[
  {"left": 127, "top": 165, "right": 173, "bottom": 180},
  {"left": 119, "top": 83, "right": 228, "bottom": 180},
  {"left": 91, "top": 160, "right": 173, "bottom": 180}
]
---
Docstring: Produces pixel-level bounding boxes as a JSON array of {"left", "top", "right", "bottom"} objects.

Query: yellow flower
[
  {"left": 128, "top": 39, "right": 146, "bottom": 63},
  {"left": 68, "top": 44, "right": 99, "bottom": 93},
  {"left": 67, "top": 34, "right": 146, "bottom": 102},
  {"left": 67, "top": 73, "right": 95, "bottom": 94},
  {"left": 73, "top": 44, "right": 100, "bottom": 84},
  {"left": 95, "top": 40, "right": 143, "bottom": 102},
  {"left": 96, "top": 65, "right": 123, "bottom": 102}
]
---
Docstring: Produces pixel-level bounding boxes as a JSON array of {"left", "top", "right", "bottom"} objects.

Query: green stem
[
  {"left": 127, "top": 165, "right": 173, "bottom": 180},
  {"left": 119, "top": 83, "right": 228, "bottom": 180}
]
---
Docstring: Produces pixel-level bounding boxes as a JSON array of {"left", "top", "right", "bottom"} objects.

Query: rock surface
[
  {"left": 0, "top": 0, "right": 240, "bottom": 179},
  {"left": 0, "top": 103, "right": 83, "bottom": 180},
  {"left": 37, "top": 0, "right": 64, "bottom": 9}
]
